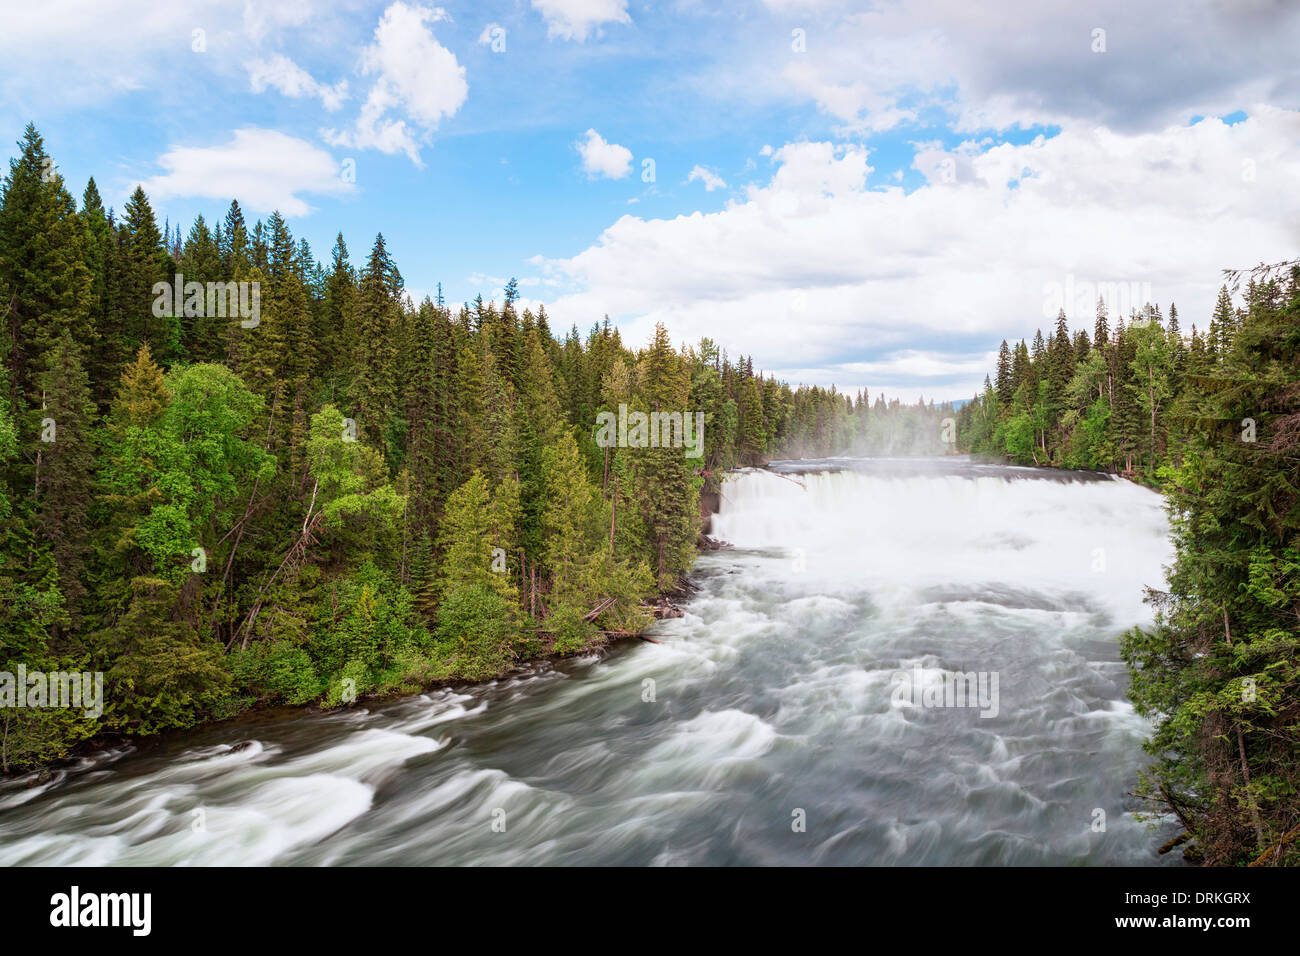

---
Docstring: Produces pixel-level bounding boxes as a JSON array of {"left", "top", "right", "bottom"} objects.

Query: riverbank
[
  {"left": 0, "top": 461, "right": 1178, "bottom": 865},
  {"left": 4, "top": 534, "right": 732, "bottom": 782}
]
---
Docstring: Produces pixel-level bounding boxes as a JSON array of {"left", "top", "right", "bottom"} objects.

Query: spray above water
[{"left": 712, "top": 458, "right": 1172, "bottom": 624}]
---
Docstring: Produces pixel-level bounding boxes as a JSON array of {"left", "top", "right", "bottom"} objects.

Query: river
[{"left": 0, "top": 457, "right": 1181, "bottom": 865}]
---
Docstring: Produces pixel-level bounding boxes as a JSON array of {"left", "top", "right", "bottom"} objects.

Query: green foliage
[
  {"left": 99, "top": 577, "right": 230, "bottom": 735},
  {"left": 0, "top": 127, "right": 981, "bottom": 775},
  {"left": 102, "top": 361, "right": 274, "bottom": 582},
  {"left": 24, "top": 123, "right": 1251, "bottom": 802},
  {"left": 958, "top": 269, "right": 1300, "bottom": 865},
  {"left": 310, "top": 562, "right": 427, "bottom": 682},
  {"left": 548, "top": 603, "right": 600, "bottom": 655},
  {"left": 307, "top": 404, "right": 404, "bottom": 539},
  {"left": 229, "top": 640, "right": 320, "bottom": 706},
  {"left": 433, "top": 582, "right": 519, "bottom": 680},
  {"left": 0, "top": 125, "right": 93, "bottom": 397}
]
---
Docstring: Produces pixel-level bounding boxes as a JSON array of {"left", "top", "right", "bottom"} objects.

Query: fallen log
[
  {"left": 1248, "top": 822, "right": 1300, "bottom": 867},
  {"left": 1157, "top": 832, "right": 1191, "bottom": 855},
  {"left": 600, "top": 629, "right": 665, "bottom": 644},
  {"left": 583, "top": 596, "right": 617, "bottom": 622}
]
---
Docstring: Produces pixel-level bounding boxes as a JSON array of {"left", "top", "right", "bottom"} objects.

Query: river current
[{"left": 0, "top": 458, "right": 1180, "bottom": 865}]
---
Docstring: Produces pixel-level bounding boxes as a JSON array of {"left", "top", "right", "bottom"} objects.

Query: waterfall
[
  {"left": 712, "top": 460, "right": 1171, "bottom": 625},
  {"left": 0, "top": 458, "right": 1180, "bottom": 866}
]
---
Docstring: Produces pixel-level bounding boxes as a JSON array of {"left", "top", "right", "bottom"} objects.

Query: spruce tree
[
  {"left": 180, "top": 214, "right": 223, "bottom": 361},
  {"left": 118, "top": 186, "right": 177, "bottom": 366},
  {"left": 634, "top": 324, "right": 699, "bottom": 590},
  {"left": 220, "top": 200, "right": 249, "bottom": 274},
  {"left": 1093, "top": 295, "right": 1109, "bottom": 348},
  {"left": 1123, "top": 263, "right": 1300, "bottom": 864},
  {"left": 349, "top": 235, "right": 400, "bottom": 450},
  {"left": 994, "top": 340, "right": 1013, "bottom": 410},
  {"left": 32, "top": 333, "right": 96, "bottom": 629},
  {"left": 0, "top": 124, "right": 93, "bottom": 399}
]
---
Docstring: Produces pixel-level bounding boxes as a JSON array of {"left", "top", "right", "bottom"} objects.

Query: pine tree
[
  {"left": 541, "top": 431, "right": 601, "bottom": 610},
  {"left": 1123, "top": 263, "right": 1300, "bottom": 865},
  {"left": 1047, "top": 309, "right": 1074, "bottom": 458},
  {"left": 180, "top": 214, "right": 223, "bottom": 361},
  {"left": 319, "top": 233, "right": 355, "bottom": 394},
  {"left": 514, "top": 327, "right": 565, "bottom": 570},
  {"left": 220, "top": 200, "right": 249, "bottom": 274},
  {"left": 1209, "top": 284, "right": 1235, "bottom": 359},
  {"left": 1093, "top": 295, "right": 1109, "bottom": 349},
  {"left": 349, "top": 235, "right": 400, "bottom": 450},
  {"left": 633, "top": 324, "right": 700, "bottom": 590},
  {"left": 403, "top": 298, "right": 458, "bottom": 533},
  {"left": 433, "top": 471, "right": 521, "bottom": 677},
  {"left": 79, "top": 178, "right": 114, "bottom": 395},
  {"left": 0, "top": 124, "right": 94, "bottom": 399},
  {"left": 266, "top": 211, "right": 295, "bottom": 284},
  {"left": 248, "top": 219, "right": 268, "bottom": 272},
  {"left": 248, "top": 266, "right": 314, "bottom": 468},
  {"left": 118, "top": 186, "right": 177, "bottom": 366},
  {"left": 1126, "top": 320, "right": 1175, "bottom": 471},
  {"left": 32, "top": 333, "right": 96, "bottom": 629},
  {"left": 738, "top": 375, "right": 766, "bottom": 463},
  {"left": 994, "top": 340, "right": 1013, "bottom": 410}
]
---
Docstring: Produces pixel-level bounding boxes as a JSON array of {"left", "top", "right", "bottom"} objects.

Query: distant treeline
[
  {"left": 0, "top": 124, "right": 956, "bottom": 771},
  {"left": 957, "top": 266, "right": 1300, "bottom": 866}
]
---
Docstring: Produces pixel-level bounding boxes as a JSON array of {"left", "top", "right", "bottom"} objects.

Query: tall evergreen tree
[
  {"left": 0, "top": 124, "right": 93, "bottom": 399},
  {"left": 118, "top": 186, "right": 176, "bottom": 367},
  {"left": 349, "top": 235, "right": 400, "bottom": 450},
  {"left": 32, "top": 333, "right": 96, "bottom": 629}
]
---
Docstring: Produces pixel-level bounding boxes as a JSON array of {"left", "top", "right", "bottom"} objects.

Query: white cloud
[
  {"left": 0, "top": 1, "right": 236, "bottom": 104},
  {"left": 531, "top": 0, "right": 630, "bottom": 41},
  {"left": 322, "top": 2, "right": 466, "bottom": 165},
  {"left": 0, "top": 0, "right": 334, "bottom": 108},
  {"left": 534, "top": 109, "right": 1300, "bottom": 399},
  {"left": 242, "top": 0, "right": 314, "bottom": 44},
  {"left": 832, "top": 351, "right": 1000, "bottom": 381},
  {"left": 478, "top": 22, "right": 504, "bottom": 44},
  {"left": 140, "top": 128, "right": 355, "bottom": 217},
  {"left": 742, "top": 0, "right": 1300, "bottom": 135},
  {"left": 688, "top": 165, "right": 727, "bottom": 191},
  {"left": 246, "top": 54, "right": 348, "bottom": 110},
  {"left": 575, "top": 128, "right": 633, "bottom": 179}
]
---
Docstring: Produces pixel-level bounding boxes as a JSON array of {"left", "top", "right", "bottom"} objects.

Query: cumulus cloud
[
  {"left": 688, "top": 165, "right": 728, "bottom": 191},
  {"left": 246, "top": 54, "right": 348, "bottom": 110},
  {"left": 322, "top": 2, "right": 467, "bottom": 165},
  {"left": 576, "top": 128, "right": 633, "bottom": 179},
  {"left": 535, "top": 109, "right": 1300, "bottom": 399},
  {"left": 140, "top": 128, "right": 355, "bottom": 217},
  {"left": 531, "top": 0, "right": 631, "bottom": 41}
]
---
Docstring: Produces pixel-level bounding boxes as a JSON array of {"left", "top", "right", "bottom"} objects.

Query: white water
[{"left": 0, "top": 459, "right": 1179, "bottom": 865}]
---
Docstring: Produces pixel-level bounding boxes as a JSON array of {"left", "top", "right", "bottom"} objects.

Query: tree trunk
[
  {"left": 1223, "top": 608, "right": 1266, "bottom": 849},
  {"left": 609, "top": 476, "right": 617, "bottom": 552}
]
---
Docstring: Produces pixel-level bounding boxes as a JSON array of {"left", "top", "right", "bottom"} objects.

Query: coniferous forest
[
  {"left": 3, "top": 115, "right": 1298, "bottom": 870},
  {"left": 954, "top": 272, "right": 1300, "bottom": 866},
  {"left": 0, "top": 124, "right": 956, "bottom": 772}
]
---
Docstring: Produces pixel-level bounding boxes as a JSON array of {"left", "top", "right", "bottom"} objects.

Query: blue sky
[{"left": 3, "top": 0, "right": 1298, "bottom": 400}]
